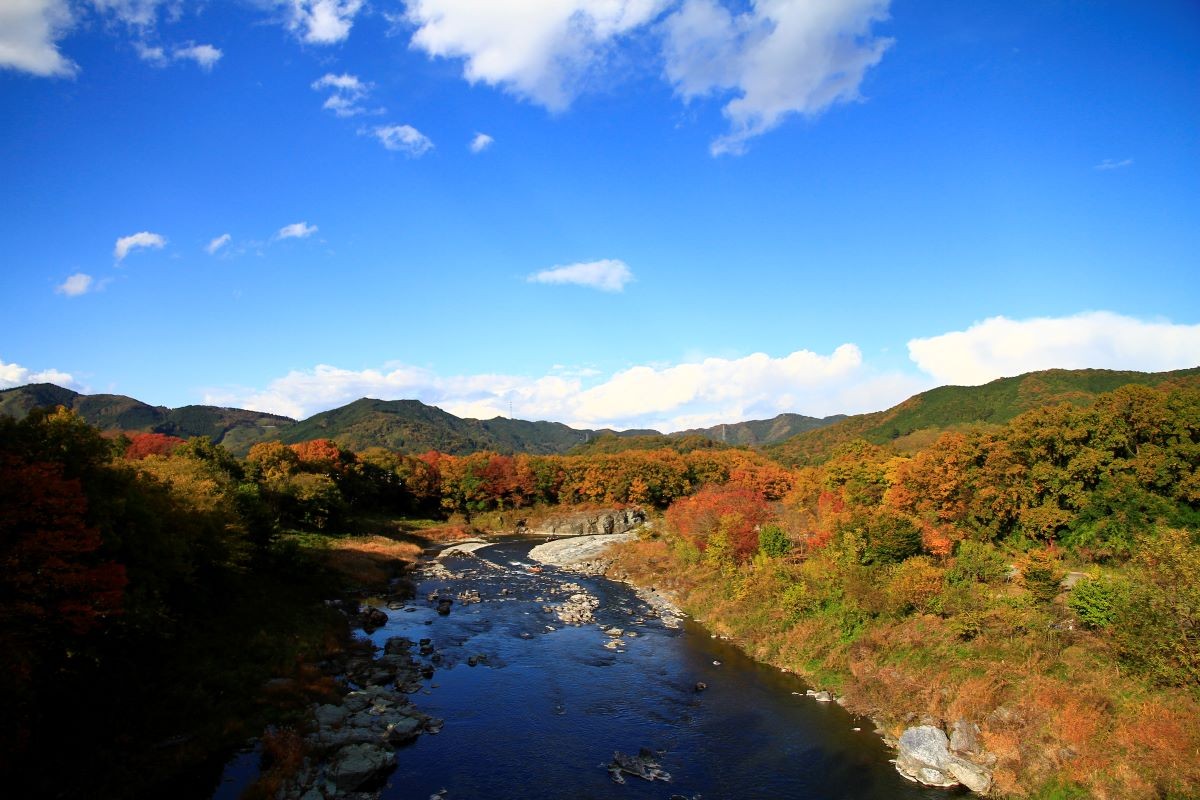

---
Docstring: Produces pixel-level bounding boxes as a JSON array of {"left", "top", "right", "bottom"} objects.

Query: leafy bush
[
  {"left": 885, "top": 556, "right": 945, "bottom": 615},
  {"left": 758, "top": 524, "right": 791, "bottom": 558},
  {"left": 947, "top": 540, "right": 1009, "bottom": 585},
  {"left": 1113, "top": 528, "right": 1200, "bottom": 687},
  {"left": 1022, "top": 549, "right": 1065, "bottom": 605},
  {"left": 1066, "top": 576, "right": 1121, "bottom": 629}
]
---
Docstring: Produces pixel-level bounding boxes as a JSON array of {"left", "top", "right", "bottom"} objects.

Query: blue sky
[{"left": 2, "top": 1, "right": 1198, "bottom": 430}]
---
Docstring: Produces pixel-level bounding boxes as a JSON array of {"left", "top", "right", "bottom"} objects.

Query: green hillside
[
  {"left": 672, "top": 412, "right": 844, "bottom": 446},
  {"left": 0, "top": 383, "right": 295, "bottom": 451},
  {"left": 277, "top": 397, "right": 656, "bottom": 455},
  {"left": 767, "top": 367, "right": 1200, "bottom": 466}
]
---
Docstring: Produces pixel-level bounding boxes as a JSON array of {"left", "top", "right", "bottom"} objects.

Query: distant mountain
[
  {"left": 0, "top": 383, "right": 295, "bottom": 451},
  {"left": 767, "top": 367, "right": 1200, "bottom": 467},
  {"left": 672, "top": 412, "right": 845, "bottom": 446},
  {"left": 0, "top": 386, "right": 661, "bottom": 456},
  {"left": 276, "top": 397, "right": 657, "bottom": 456}
]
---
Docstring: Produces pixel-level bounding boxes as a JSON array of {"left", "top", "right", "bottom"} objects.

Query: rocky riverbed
[{"left": 228, "top": 532, "right": 953, "bottom": 799}]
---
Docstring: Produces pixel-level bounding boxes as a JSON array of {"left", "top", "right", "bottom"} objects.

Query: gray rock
[
  {"left": 897, "top": 725, "right": 952, "bottom": 775},
  {"left": 916, "top": 767, "right": 953, "bottom": 786},
  {"left": 950, "top": 719, "right": 982, "bottom": 755},
  {"left": 384, "top": 715, "right": 423, "bottom": 744},
  {"left": 314, "top": 703, "right": 348, "bottom": 728},
  {"left": 948, "top": 760, "right": 993, "bottom": 794},
  {"left": 895, "top": 725, "right": 993, "bottom": 795},
  {"left": 328, "top": 743, "right": 396, "bottom": 792}
]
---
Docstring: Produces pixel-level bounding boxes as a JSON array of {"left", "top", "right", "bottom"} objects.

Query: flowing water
[{"left": 348, "top": 539, "right": 955, "bottom": 800}]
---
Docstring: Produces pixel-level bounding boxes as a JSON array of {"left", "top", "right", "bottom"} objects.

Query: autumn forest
[{"left": 2, "top": 372, "right": 1199, "bottom": 798}]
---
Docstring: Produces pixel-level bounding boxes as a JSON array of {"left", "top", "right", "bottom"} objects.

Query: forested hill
[
  {"left": 275, "top": 397, "right": 659, "bottom": 455},
  {"left": 768, "top": 366, "right": 1200, "bottom": 467},
  {"left": 0, "top": 383, "right": 296, "bottom": 452},
  {"left": 672, "top": 412, "right": 845, "bottom": 446}
]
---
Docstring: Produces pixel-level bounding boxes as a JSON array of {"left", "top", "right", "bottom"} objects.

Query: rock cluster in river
[
  {"left": 277, "top": 628, "right": 443, "bottom": 799},
  {"left": 894, "top": 723, "right": 993, "bottom": 794}
]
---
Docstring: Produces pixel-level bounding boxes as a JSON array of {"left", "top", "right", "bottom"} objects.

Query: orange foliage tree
[{"left": 665, "top": 484, "right": 773, "bottom": 562}]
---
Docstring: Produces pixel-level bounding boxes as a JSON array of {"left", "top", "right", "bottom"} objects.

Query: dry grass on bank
[{"left": 605, "top": 537, "right": 1200, "bottom": 800}]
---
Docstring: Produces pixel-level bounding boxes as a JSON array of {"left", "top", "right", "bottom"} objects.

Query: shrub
[
  {"left": 1022, "top": 549, "right": 1065, "bottom": 605},
  {"left": 1113, "top": 528, "right": 1200, "bottom": 687},
  {"left": 947, "top": 540, "right": 1009, "bottom": 585},
  {"left": 1066, "top": 576, "right": 1121, "bottom": 629},
  {"left": 758, "top": 524, "right": 791, "bottom": 558},
  {"left": 886, "top": 556, "right": 945, "bottom": 615}
]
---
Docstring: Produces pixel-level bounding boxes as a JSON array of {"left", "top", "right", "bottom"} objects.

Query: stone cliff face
[{"left": 528, "top": 508, "right": 646, "bottom": 537}]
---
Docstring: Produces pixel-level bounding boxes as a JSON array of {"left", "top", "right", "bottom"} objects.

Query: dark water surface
[{"left": 360, "top": 540, "right": 949, "bottom": 800}]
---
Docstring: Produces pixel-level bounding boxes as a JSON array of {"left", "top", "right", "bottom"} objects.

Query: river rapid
[{"left": 329, "top": 536, "right": 954, "bottom": 800}]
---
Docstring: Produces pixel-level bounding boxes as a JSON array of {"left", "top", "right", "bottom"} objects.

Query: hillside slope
[
  {"left": 767, "top": 366, "right": 1200, "bottom": 466},
  {"left": 0, "top": 383, "right": 295, "bottom": 450},
  {"left": 672, "top": 412, "right": 845, "bottom": 446}
]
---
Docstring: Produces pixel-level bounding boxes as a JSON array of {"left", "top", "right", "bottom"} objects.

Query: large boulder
[
  {"left": 895, "top": 725, "right": 992, "bottom": 794},
  {"left": 328, "top": 743, "right": 396, "bottom": 792}
]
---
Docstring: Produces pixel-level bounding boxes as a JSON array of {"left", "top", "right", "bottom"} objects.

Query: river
[{"left": 305, "top": 537, "right": 954, "bottom": 800}]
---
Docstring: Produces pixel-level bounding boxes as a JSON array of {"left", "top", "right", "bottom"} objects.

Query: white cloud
[
  {"left": 135, "top": 41, "right": 166, "bottom": 64},
  {"left": 90, "top": 0, "right": 167, "bottom": 28},
  {"left": 404, "top": 0, "right": 670, "bottom": 111},
  {"left": 203, "top": 343, "right": 923, "bottom": 430},
  {"left": 173, "top": 43, "right": 222, "bottom": 70},
  {"left": 372, "top": 124, "right": 434, "bottom": 156},
  {"left": 907, "top": 312, "right": 1200, "bottom": 385},
  {"left": 0, "top": 0, "right": 78, "bottom": 77},
  {"left": 136, "top": 41, "right": 222, "bottom": 70},
  {"left": 285, "top": 0, "right": 364, "bottom": 44},
  {"left": 206, "top": 233, "right": 232, "bottom": 254},
  {"left": 54, "top": 272, "right": 95, "bottom": 297},
  {"left": 277, "top": 221, "right": 318, "bottom": 239},
  {"left": 662, "top": 0, "right": 893, "bottom": 155},
  {"left": 528, "top": 259, "right": 634, "bottom": 292},
  {"left": 469, "top": 132, "right": 494, "bottom": 153},
  {"left": 114, "top": 230, "right": 166, "bottom": 261},
  {"left": 1095, "top": 158, "right": 1133, "bottom": 171},
  {"left": 0, "top": 357, "right": 79, "bottom": 390},
  {"left": 312, "top": 72, "right": 376, "bottom": 117}
]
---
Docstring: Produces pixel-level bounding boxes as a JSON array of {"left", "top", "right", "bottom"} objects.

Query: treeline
[
  {"left": 615, "top": 383, "right": 1200, "bottom": 798},
  {"left": 235, "top": 438, "right": 795, "bottom": 527},
  {"left": 0, "top": 410, "right": 345, "bottom": 798}
]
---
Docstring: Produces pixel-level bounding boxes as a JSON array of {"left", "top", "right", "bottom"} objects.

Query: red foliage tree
[
  {"left": 665, "top": 484, "right": 773, "bottom": 561},
  {"left": 0, "top": 455, "right": 127, "bottom": 639},
  {"left": 123, "top": 432, "right": 186, "bottom": 460}
]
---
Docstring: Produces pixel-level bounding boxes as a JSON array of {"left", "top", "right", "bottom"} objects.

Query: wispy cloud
[
  {"left": 206, "top": 233, "right": 232, "bottom": 254},
  {"left": 114, "top": 230, "right": 166, "bottom": 262},
  {"left": 371, "top": 124, "right": 434, "bottom": 156},
  {"left": 469, "top": 132, "right": 494, "bottom": 153},
  {"left": 137, "top": 41, "right": 222, "bottom": 70},
  {"left": 277, "top": 221, "right": 318, "bottom": 240},
  {"left": 528, "top": 259, "right": 633, "bottom": 292},
  {"left": 173, "top": 43, "right": 222, "bottom": 70},
  {"left": 1095, "top": 158, "right": 1133, "bottom": 171},
  {"left": 54, "top": 272, "right": 98, "bottom": 297},
  {"left": 312, "top": 72, "right": 378, "bottom": 117},
  {"left": 0, "top": 0, "right": 78, "bottom": 77},
  {"left": 907, "top": 312, "right": 1200, "bottom": 385}
]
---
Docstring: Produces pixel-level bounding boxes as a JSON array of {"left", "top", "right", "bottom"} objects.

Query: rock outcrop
[
  {"left": 895, "top": 725, "right": 993, "bottom": 794},
  {"left": 529, "top": 508, "right": 645, "bottom": 537}
]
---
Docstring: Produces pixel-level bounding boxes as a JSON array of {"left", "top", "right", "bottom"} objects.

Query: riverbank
[{"left": 602, "top": 535, "right": 1200, "bottom": 799}]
